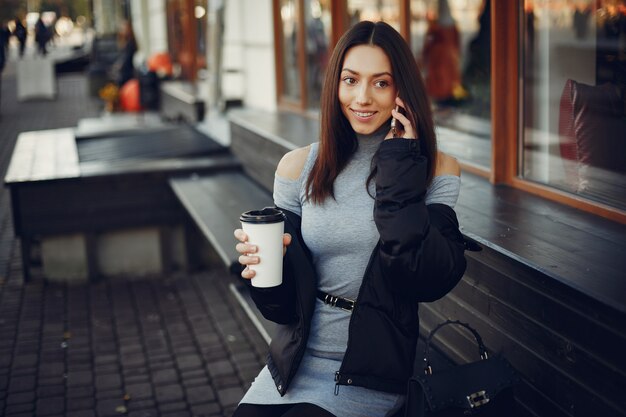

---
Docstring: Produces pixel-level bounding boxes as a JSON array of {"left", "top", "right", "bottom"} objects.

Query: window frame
[
  {"left": 166, "top": 0, "right": 204, "bottom": 81},
  {"left": 503, "top": 1, "right": 626, "bottom": 224}
]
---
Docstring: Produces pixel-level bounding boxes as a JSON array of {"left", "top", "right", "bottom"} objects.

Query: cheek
[
  {"left": 338, "top": 87, "right": 352, "bottom": 119},
  {"left": 381, "top": 92, "right": 397, "bottom": 113},
  {"left": 338, "top": 86, "right": 350, "bottom": 107}
]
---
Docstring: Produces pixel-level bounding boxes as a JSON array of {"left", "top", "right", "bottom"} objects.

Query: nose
[{"left": 355, "top": 84, "right": 372, "bottom": 106}]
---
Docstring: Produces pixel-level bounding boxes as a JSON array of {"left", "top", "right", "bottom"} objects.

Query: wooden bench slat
[
  {"left": 169, "top": 172, "right": 273, "bottom": 269},
  {"left": 79, "top": 155, "right": 239, "bottom": 177},
  {"left": 457, "top": 173, "right": 626, "bottom": 314},
  {"left": 76, "top": 125, "right": 224, "bottom": 163},
  {"left": 5, "top": 128, "right": 79, "bottom": 183},
  {"left": 229, "top": 109, "right": 318, "bottom": 151}
]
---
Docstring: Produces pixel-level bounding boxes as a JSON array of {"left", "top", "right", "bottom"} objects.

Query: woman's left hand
[{"left": 385, "top": 96, "right": 417, "bottom": 140}]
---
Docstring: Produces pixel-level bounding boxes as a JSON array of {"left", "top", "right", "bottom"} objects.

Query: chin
[
  {"left": 352, "top": 126, "right": 374, "bottom": 134},
  {"left": 351, "top": 121, "right": 385, "bottom": 135}
]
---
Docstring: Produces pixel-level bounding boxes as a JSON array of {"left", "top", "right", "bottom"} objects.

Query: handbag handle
[{"left": 422, "top": 320, "right": 489, "bottom": 375}]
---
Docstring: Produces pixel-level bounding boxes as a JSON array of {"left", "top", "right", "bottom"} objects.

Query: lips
[{"left": 350, "top": 109, "right": 377, "bottom": 121}]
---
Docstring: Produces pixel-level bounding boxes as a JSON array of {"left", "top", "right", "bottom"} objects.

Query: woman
[
  {"left": 232, "top": 21, "right": 467, "bottom": 417},
  {"left": 13, "top": 18, "right": 27, "bottom": 58}
]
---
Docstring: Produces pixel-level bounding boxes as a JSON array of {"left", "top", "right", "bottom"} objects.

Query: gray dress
[{"left": 240, "top": 130, "right": 461, "bottom": 417}]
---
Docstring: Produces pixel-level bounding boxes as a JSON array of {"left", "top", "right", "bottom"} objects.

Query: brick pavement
[{"left": 0, "top": 61, "right": 268, "bottom": 416}]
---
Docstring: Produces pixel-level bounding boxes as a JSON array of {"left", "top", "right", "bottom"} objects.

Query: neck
[{"left": 355, "top": 122, "right": 389, "bottom": 142}]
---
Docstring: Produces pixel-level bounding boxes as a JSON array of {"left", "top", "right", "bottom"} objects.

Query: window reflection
[
  {"left": 280, "top": 0, "right": 301, "bottom": 101},
  {"left": 347, "top": 0, "right": 401, "bottom": 31},
  {"left": 305, "top": 0, "right": 331, "bottom": 108},
  {"left": 411, "top": 0, "right": 491, "bottom": 169},
  {"left": 522, "top": 0, "right": 626, "bottom": 210}
]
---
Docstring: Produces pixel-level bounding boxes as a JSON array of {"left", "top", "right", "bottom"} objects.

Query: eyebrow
[{"left": 341, "top": 68, "right": 393, "bottom": 78}]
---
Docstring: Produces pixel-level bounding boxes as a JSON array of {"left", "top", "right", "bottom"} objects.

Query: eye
[
  {"left": 374, "top": 80, "right": 390, "bottom": 88},
  {"left": 342, "top": 77, "right": 357, "bottom": 85}
]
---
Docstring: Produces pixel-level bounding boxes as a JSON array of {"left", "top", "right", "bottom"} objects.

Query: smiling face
[{"left": 338, "top": 45, "right": 398, "bottom": 135}]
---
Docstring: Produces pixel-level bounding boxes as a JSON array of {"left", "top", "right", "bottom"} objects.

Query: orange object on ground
[
  {"left": 119, "top": 79, "right": 142, "bottom": 112},
  {"left": 147, "top": 52, "right": 173, "bottom": 77}
]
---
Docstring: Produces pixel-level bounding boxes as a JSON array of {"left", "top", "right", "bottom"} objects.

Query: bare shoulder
[
  {"left": 276, "top": 145, "right": 312, "bottom": 180},
  {"left": 435, "top": 151, "right": 461, "bottom": 177}
]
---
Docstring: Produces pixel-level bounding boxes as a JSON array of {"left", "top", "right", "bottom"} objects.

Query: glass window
[
  {"left": 411, "top": 0, "right": 491, "bottom": 169},
  {"left": 347, "top": 0, "right": 401, "bottom": 31},
  {"left": 280, "top": 0, "right": 301, "bottom": 101},
  {"left": 521, "top": 0, "right": 626, "bottom": 210}
]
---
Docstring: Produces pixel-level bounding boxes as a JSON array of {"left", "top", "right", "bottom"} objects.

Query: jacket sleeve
[
  {"left": 244, "top": 208, "right": 300, "bottom": 325},
  {"left": 374, "top": 139, "right": 467, "bottom": 301},
  {"left": 245, "top": 274, "right": 297, "bottom": 325}
]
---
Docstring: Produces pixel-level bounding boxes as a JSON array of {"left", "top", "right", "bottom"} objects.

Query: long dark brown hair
[{"left": 305, "top": 21, "right": 437, "bottom": 204}]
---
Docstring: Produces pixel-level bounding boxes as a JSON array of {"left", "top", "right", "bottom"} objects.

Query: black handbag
[{"left": 405, "top": 320, "right": 520, "bottom": 417}]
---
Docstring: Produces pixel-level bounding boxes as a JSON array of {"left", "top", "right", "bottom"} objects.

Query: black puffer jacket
[{"left": 247, "top": 138, "right": 467, "bottom": 396}]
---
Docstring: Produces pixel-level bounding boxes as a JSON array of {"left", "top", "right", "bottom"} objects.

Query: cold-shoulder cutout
[
  {"left": 435, "top": 151, "right": 461, "bottom": 177},
  {"left": 276, "top": 145, "right": 312, "bottom": 181}
]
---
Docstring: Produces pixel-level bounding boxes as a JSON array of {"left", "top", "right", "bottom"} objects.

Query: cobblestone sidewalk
[{"left": 0, "top": 255, "right": 266, "bottom": 417}]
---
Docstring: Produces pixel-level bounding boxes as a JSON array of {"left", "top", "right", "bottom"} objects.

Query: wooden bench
[
  {"left": 160, "top": 81, "right": 205, "bottom": 123},
  {"left": 169, "top": 171, "right": 273, "bottom": 272},
  {"left": 4, "top": 124, "right": 239, "bottom": 282}
]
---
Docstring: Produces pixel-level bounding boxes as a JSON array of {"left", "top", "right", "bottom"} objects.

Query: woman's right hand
[{"left": 233, "top": 229, "right": 292, "bottom": 280}]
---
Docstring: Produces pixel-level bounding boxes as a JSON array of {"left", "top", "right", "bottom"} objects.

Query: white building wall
[
  {"left": 224, "top": 0, "right": 276, "bottom": 111},
  {"left": 148, "top": 1, "right": 168, "bottom": 54},
  {"left": 129, "top": 0, "right": 147, "bottom": 63},
  {"left": 129, "top": 0, "right": 168, "bottom": 64}
]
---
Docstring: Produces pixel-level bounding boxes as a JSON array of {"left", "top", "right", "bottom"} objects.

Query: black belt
[{"left": 317, "top": 290, "right": 355, "bottom": 312}]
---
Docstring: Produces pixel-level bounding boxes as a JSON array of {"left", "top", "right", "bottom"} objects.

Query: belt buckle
[
  {"left": 467, "top": 390, "right": 490, "bottom": 408},
  {"left": 323, "top": 293, "right": 355, "bottom": 312},
  {"left": 341, "top": 297, "right": 355, "bottom": 312}
]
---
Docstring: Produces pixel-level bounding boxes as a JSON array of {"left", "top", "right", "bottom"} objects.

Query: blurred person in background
[
  {"left": 0, "top": 21, "right": 10, "bottom": 67},
  {"left": 13, "top": 18, "right": 27, "bottom": 58},
  {"left": 0, "top": 21, "right": 10, "bottom": 57},
  {"left": 421, "top": 0, "right": 468, "bottom": 104},
  {"left": 0, "top": 20, "right": 7, "bottom": 117},
  {"left": 112, "top": 20, "right": 137, "bottom": 87},
  {"left": 35, "top": 16, "right": 49, "bottom": 56}
]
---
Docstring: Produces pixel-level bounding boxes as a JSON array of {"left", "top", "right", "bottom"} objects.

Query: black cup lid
[{"left": 240, "top": 207, "right": 285, "bottom": 224}]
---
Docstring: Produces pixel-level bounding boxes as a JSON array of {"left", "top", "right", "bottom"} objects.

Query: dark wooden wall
[{"left": 421, "top": 244, "right": 626, "bottom": 417}]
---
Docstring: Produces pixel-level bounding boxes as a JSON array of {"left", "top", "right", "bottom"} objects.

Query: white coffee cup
[{"left": 240, "top": 207, "right": 286, "bottom": 288}]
